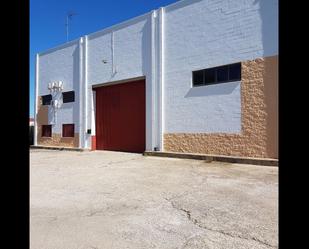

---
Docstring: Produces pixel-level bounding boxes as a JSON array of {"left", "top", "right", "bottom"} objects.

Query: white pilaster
[{"left": 34, "top": 54, "right": 39, "bottom": 146}]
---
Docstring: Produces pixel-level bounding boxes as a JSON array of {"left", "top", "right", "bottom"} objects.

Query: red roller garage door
[{"left": 95, "top": 79, "right": 146, "bottom": 153}]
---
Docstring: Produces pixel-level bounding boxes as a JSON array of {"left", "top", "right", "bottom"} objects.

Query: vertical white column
[
  {"left": 147, "top": 8, "right": 165, "bottom": 152},
  {"left": 78, "top": 37, "right": 84, "bottom": 148},
  {"left": 151, "top": 10, "right": 157, "bottom": 151},
  {"left": 146, "top": 11, "right": 156, "bottom": 151},
  {"left": 91, "top": 90, "right": 96, "bottom": 137},
  {"left": 34, "top": 54, "right": 39, "bottom": 146},
  {"left": 158, "top": 7, "right": 165, "bottom": 151},
  {"left": 84, "top": 35, "right": 89, "bottom": 149}
]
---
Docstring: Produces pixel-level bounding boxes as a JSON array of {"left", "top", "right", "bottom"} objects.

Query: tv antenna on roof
[{"left": 65, "top": 11, "right": 77, "bottom": 43}]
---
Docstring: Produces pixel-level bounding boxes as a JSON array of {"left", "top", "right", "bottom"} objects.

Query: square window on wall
[
  {"left": 42, "top": 95, "right": 52, "bottom": 105},
  {"left": 42, "top": 125, "right": 52, "bottom": 137},
  {"left": 62, "top": 91, "right": 75, "bottom": 103},
  {"left": 62, "top": 124, "right": 74, "bottom": 137}
]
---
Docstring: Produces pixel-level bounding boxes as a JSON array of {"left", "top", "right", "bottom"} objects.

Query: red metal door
[{"left": 95, "top": 80, "right": 146, "bottom": 153}]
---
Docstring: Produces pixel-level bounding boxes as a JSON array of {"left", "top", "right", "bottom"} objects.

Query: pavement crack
[
  {"left": 46, "top": 216, "right": 58, "bottom": 223},
  {"left": 164, "top": 198, "right": 276, "bottom": 248},
  {"left": 180, "top": 234, "right": 203, "bottom": 249},
  {"left": 106, "top": 157, "right": 140, "bottom": 166},
  {"left": 195, "top": 224, "right": 277, "bottom": 248},
  {"left": 96, "top": 157, "right": 140, "bottom": 168},
  {"left": 164, "top": 197, "right": 197, "bottom": 224},
  {"left": 164, "top": 191, "right": 191, "bottom": 203},
  {"left": 85, "top": 209, "right": 106, "bottom": 217}
]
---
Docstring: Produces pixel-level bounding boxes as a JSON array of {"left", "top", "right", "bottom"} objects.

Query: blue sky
[{"left": 30, "top": 0, "right": 178, "bottom": 117}]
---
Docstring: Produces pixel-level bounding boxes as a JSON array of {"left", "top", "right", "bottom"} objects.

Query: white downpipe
[
  {"left": 111, "top": 32, "right": 115, "bottom": 75},
  {"left": 79, "top": 37, "right": 84, "bottom": 148},
  {"left": 34, "top": 54, "right": 39, "bottom": 146}
]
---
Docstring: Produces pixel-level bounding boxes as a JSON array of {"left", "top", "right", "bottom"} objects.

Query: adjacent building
[{"left": 34, "top": 0, "right": 278, "bottom": 159}]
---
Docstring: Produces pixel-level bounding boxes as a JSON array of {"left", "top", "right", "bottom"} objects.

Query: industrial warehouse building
[{"left": 34, "top": 0, "right": 278, "bottom": 159}]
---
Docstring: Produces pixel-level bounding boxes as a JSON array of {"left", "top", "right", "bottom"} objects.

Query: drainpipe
[
  {"left": 34, "top": 54, "right": 39, "bottom": 146},
  {"left": 111, "top": 32, "right": 115, "bottom": 75}
]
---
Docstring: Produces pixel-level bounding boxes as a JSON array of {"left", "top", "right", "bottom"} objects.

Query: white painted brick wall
[
  {"left": 163, "top": 0, "right": 278, "bottom": 133},
  {"left": 36, "top": 0, "right": 278, "bottom": 146},
  {"left": 86, "top": 13, "right": 156, "bottom": 150},
  {"left": 87, "top": 14, "right": 152, "bottom": 85},
  {"left": 38, "top": 41, "right": 80, "bottom": 133}
]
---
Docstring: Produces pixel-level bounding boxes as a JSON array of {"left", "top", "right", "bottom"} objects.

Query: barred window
[{"left": 192, "top": 63, "right": 241, "bottom": 86}]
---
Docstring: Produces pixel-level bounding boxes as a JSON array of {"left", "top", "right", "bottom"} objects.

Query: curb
[
  {"left": 143, "top": 151, "right": 278, "bottom": 167},
  {"left": 30, "top": 145, "right": 89, "bottom": 152}
]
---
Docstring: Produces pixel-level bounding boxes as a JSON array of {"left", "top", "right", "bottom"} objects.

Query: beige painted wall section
[
  {"left": 264, "top": 56, "right": 278, "bottom": 159},
  {"left": 37, "top": 132, "right": 79, "bottom": 148},
  {"left": 37, "top": 97, "right": 48, "bottom": 125},
  {"left": 36, "top": 96, "right": 79, "bottom": 148},
  {"left": 164, "top": 55, "right": 278, "bottom": 159}
]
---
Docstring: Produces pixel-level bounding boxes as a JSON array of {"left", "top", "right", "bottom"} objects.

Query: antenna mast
[{"left": 65, "top": 11, "right": 77, "bottom": 43}]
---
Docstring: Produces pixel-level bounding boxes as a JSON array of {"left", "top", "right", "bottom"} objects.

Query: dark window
[
  {"left": 42, "top": 125, "right": 52, "bottom": 137},
  {"left": 62, "top": 91, "right": 75, "bottom": 103},
  {"left": 229, "top": 63, "right": 241, "bottom": 81},
  {"left": 192, "top": 70, "right": 204, "bottom": 86},
  {"left": 62, "top": 124, "right": 74, "bottom": 137},
  {"left": 192, "top": 62, "right": 241, "bottom": 87},
  {"left": 204, "top": 68, "right": 216, "bottom": 84},
  {"left": 217, "top": 65, "right": 229, "bottom": 82},
  {"left": 42, "top": 95, "right": 52, "bottom": 105}
]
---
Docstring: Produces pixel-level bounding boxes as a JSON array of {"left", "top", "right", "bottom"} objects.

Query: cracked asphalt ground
[{"left": 30, "top": 149, "right": 278, "bottom": 249}]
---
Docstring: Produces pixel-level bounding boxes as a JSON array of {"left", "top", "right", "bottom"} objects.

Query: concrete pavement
[{"left": 30, "top": 149, "right": 278, "bottom": 249}]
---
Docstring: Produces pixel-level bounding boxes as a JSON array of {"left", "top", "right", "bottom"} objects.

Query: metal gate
[{"left": 95, "top": 79, "right": 146, "bottom": 153}]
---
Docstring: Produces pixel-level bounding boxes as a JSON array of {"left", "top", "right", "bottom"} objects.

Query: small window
[
  {"left": 42, "top": 95, "right": 52, "bottom": 105},
  {"left": 62, "top": 91, "right": 75, "bottom": 103},
  {"left": 42, "top": 125, "right": 52, "bottom": 137},
  {"left": 62, "top": 124, "right": 74, "bottom": 137},
  {"left": 192, "top": 62, "right": 241, "bottom": 87}
]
